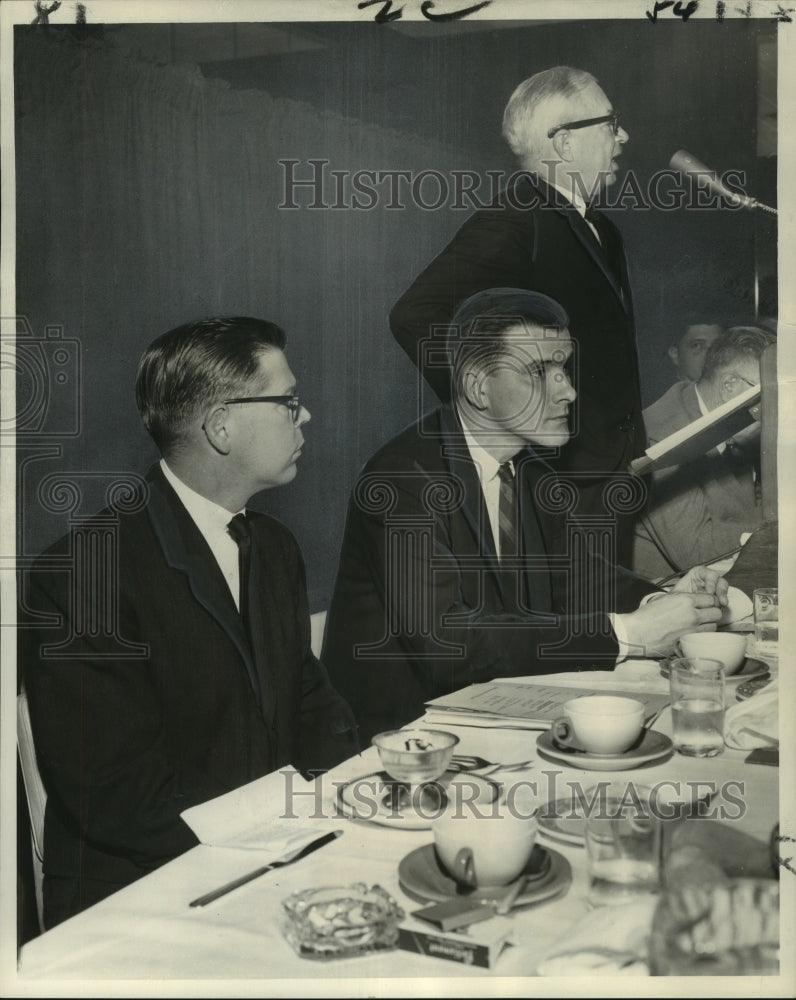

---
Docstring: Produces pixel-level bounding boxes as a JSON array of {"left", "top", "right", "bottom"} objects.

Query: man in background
[
  {"left": 633, "top": 326, "right": 775, "bottom": 580},
  {"left": 666, "top": 319, "right": 723, "bottom": 383},
  {"left": 21, "top": 316, "right": 356, "bottom": 927},
  {"left": 326, "top": 289, "right": 727, "bottom": 743}
]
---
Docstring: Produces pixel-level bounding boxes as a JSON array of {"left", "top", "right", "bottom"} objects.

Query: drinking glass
[
  {"left": 753, "top": 588, "right": 778, "bottom": 658},
  {"left": 669, "top": 657, "right": 725, "bottom": 757},
  {"left": 585, "top": 781, "right": 662, "bottom": 908}
]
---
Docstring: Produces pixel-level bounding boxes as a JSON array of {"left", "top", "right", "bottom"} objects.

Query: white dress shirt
[
  {"left": 160, "top": 459, "right": 244, "bottom": 610},
  {"left": 458, "top": 416, "right": 509, "bottom": 557},
  {"left": 457, "top": 410, "right": 628, "bottom": 660}
]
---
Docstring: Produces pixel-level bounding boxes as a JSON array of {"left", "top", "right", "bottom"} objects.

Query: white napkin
[
  {"left": 535, "top": 898, "right": 657, "bottom": 975},
  {"left": 180, "top": 766, "right": 325, "bottom": 851},
  {"left": 719, "top": 585, "right": 753, "bottom": 626},
  {"left": 724, "top": 678, "right": 779, "bottom": 749}
]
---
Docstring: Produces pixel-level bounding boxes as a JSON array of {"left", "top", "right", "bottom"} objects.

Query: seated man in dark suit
[
  {"left": 20, "top": 316, "right": 357, "bottom": 928},
  {"left": 633, "top": 326, "right": 775, "bottom": 581},
  {"left": 323, "top": 289, "right": 727, "bottom": 743}
]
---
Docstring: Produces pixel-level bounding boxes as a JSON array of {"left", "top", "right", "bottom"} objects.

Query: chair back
[{"left": 17, "top": 688, "right": 46, "bottom": 930}]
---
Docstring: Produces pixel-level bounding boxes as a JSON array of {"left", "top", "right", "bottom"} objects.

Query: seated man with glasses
[
  {"left": 632, "top": 326, "right": 776, "bottom": 581},
  {"left": 390, "top": 65, "right": 642, "bottom": 569},
  {"left": 20, "top": 316, "right": 357, "bottom": 928}
]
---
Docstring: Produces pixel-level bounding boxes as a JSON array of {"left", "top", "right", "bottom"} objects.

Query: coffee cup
[
  {"left": 432, "top": 783, "right": 538, "bottom": 888},
  {"left": 675, "top": 632, "right": 747, "bottom": 676},
  {"left": 551, "top": 695, "right": 645, "bottom": 755}
]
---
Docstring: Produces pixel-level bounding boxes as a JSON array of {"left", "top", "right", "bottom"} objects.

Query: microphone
[{"left": 669, "top": 149, "right": 777, "bottom": 213}]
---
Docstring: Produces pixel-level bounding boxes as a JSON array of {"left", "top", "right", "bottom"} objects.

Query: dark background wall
[{"left": 14, "top": 18, "right": 777, "bottom": 608}]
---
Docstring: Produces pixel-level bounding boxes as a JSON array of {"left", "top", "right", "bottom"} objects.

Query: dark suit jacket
[
  {"left": 20, "top": 465, "right": 356, "bottom": 925},
  {"left": 632, "top": 381, "right": 763, "bottom": 579},
  {"left": 389, "top": 174, "right": 646, "bottom": 483},
  {"left": 323, "top": 406, "right": 653, "bottom": 745}
]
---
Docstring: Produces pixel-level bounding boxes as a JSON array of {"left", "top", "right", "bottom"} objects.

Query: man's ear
[
  {"left": 202, "top": 404, "right": 232, "bottom": 455},
  {"left": 551, "top": 130, "right": 573, "bottom": 163},
  {"left": 667, "top": 345, "right": 680, "bottom": 367},
  {"left": 460, "top": 368, "right": 489, "bottom": 411}
]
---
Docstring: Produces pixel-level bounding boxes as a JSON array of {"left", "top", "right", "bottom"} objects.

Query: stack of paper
[{"left": 423, "top": 681, "right": 670, "bottom": 731}]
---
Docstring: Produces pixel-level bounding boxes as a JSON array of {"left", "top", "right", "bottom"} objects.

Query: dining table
[{"left": 14, "top": 655, "right": 786, "bottom": 994}]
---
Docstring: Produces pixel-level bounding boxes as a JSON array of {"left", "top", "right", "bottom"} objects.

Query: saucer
[
  {"left": 398, "top": 843, "right": 571, "bottom": 908},
  {"left": 535, "top": 728, "right": 673, "bottom": 771},
  {"left": 336, "top": 771, "right": 499, "bottom": 830},
  {"left": 660, "top": 656, "right": 769, "bottom": 686},
  {"left": 536, "top": 799, "right": 589, "bottom": 847},
  {"left": 537, "top": 783, "right": 712, "bottom": 846}
]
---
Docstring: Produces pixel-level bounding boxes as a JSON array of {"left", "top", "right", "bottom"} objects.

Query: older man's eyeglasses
[
  {"left": 547, "top": 112, "right": 621, "bottom": 140},
  {"left": 224, "top": 394, "right": 302, "bottom": 423},
  {"left": 726, "top": 372, "right": 759, "bottom": 389}
]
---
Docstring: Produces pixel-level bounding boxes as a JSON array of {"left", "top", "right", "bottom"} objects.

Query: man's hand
[
  {"left": 622, "top": 591, "right": 723, "bottom": 659},
  {"left": 670, "top": 564, "right": 729, "bottom": 608}
]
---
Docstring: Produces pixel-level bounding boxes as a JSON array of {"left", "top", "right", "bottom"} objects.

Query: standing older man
[
  {"left": 390, "top": 67, "right": 642, "bottom": 564},
  {"left": 326, "top": 289, "right": 726, "bottom": 744},
  {"left": 20, "top": 316, "right": 357, "bottom": 927}
]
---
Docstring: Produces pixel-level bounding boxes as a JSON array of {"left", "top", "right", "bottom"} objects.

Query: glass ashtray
[{"left": 281, "top": 883, "right": 405, "bottom": 960}]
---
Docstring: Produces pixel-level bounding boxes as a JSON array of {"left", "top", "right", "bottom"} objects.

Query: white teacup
[
  {"left": 551, "top": 695, "right": 645, "bottom": 755},
  {"left": 432, "top": 784, "right": 538, "bottom": 888},
  {"left": 676, "top": 632, "right": 747, "bottom": 676}
]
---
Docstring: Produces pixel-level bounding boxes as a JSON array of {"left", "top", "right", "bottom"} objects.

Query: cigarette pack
[{"left": 397, "top": 914, "right": 514, "bottom": 969}]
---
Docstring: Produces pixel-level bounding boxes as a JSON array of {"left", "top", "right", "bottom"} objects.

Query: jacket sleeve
[
  {"left": 282, "top": 536, "right": 360, "bottom": 775},
  {"left": 389, "top": 208, "right": 536, "bottom": 402},
  {"left": 20, "top": 564, "right": 202, "bottom": 871}
]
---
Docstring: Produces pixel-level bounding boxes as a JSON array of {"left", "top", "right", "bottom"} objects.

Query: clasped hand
[{"left": 624, "top": 565, "right": 729, "bottom": 659}]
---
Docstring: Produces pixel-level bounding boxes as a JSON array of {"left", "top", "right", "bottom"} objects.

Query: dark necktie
[
  {"left": 583, "top": 205, "right": 603, "bottom": 243},
  {"left": 584, "top": 206, "right": 624, "bottom": 289},
  {"left": 227, "top": 512, "right": 268, "bottom": 713},
  {"left": 228, "top": 513, "right": 253, "bottom": 643},
  {"left": 497, "top": 462, "right": 519, "bottom": 562}
]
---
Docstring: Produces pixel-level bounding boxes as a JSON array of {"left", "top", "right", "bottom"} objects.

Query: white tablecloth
[{"left": 14, "top": 667, "right": 784, "bottom": 994}]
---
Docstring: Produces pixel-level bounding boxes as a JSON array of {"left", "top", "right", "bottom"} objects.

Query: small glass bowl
[
  {"left": 372, "top": 728, "right": 459, "bottom": 784},
  {"left": 281, "top": 883, "right": 405, "bottom": 960}
]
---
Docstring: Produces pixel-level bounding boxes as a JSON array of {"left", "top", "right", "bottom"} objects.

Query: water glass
[
  {"left": 753, "top": 588, "right": 778, "bottom": 658},
  {"left": 668, "top": 657, "right": 725, "bottom": 757},
  {"left": 585, "top": 781, "right": 662, "bottom": 907}
]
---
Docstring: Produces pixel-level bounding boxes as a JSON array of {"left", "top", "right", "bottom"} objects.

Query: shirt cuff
[{"left": 609, "top": 612, "right": 630, "bottom": 664}]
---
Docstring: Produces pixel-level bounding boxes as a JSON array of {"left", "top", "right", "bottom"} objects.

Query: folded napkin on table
[
  {"left": 535, "top": 898, "right": 657, "bottom": 976},
  {"left": 724, "top": 678, "right": 779, "bottom": 750},
  {"left": 180, "top": 765, "right": 329, "bottom": 852}
]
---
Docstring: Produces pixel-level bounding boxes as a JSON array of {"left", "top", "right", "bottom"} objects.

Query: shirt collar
[
  {"left": 694, "top": 382, "right": 710, "bottom": 417},
  {"left": 160, "top": 459, "right": 244, "bottom": 539},
  {"left": 547, "top": 179, "right": 588, "bottom": 217},
  {"left": 456, "top": 408, "right": 515, "bottom": 482}
]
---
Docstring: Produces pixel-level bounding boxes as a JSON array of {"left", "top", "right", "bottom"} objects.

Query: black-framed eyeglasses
[
  {"left": 223, "top": 394, "right": 302, "bottom": 423},
  {"left": 726, "top": 372, "right": 759, "bottom": 389},
  {"left": 547, "top": 112, "right": 621, "bottom": 139}
]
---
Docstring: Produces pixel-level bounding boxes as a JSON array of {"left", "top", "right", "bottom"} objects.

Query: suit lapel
[
  {"left": 145, "top": 466, "right": 261, "bottom": 704},
  {"left": 533, "top": 179, "right": 630, "bottom": 313},
  {"left": 565, "top": 208, "right": 629, "bottom": 311}
]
